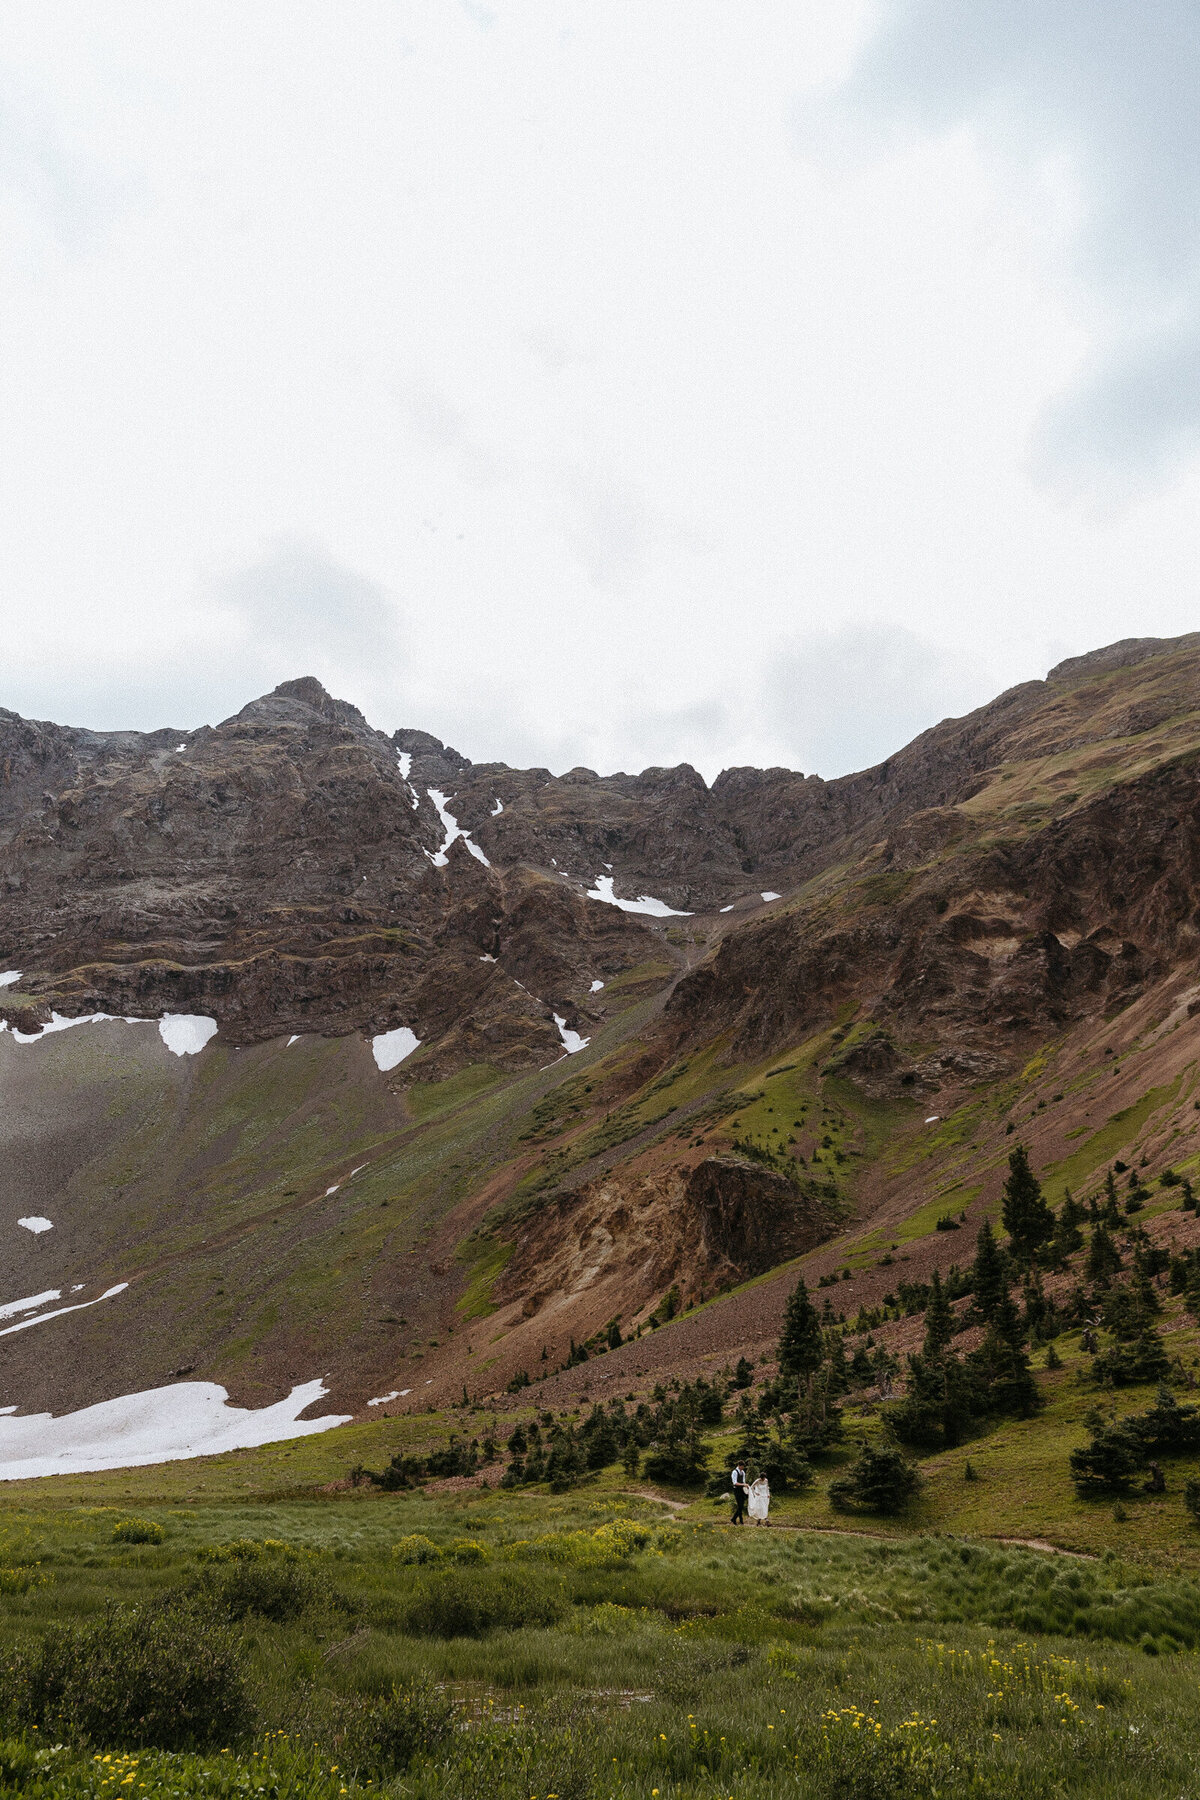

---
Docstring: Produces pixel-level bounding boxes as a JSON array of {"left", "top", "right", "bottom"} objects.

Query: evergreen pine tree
[
  {"left": 922, "top": 1269, "right": 955, "bottom": 1358},
  {"left": 1092, "top": 1316, "right": 1171, "bottom": 1387},
  {"left": 1069, "top": 1423, "right": 1145, "bottom": 1494},
  {"left": 969, "top": 1216, "right": 1007, "bottom": 1321},
  {"left": 888, "top": 1349, "right": 975, "bottom": 1448},
  {"left": 583, "top": 1405, "right": 619, "bottom": 1470},
  {"left": 1187, "top": 1260, "right": 1200, "bottom": 1322},
  {"left": 778, "top": 1276, "right": 825, "bottom": 1385},
  {"left": 1022, "top": 1270, "right": 1050, "bottom": 1342},
  {"left": 828, "top": 1443, "right": 921, "bottom": 1514},
  {"left": 825, "top": 1328, "right": 850, "bottom": 1395},
  {"left": 1086, "top": 1221, "right": 1123, "bottom": 1287},
  {"left": 1102, "top": 1169, "right": 1122, "bottom": 1227},
  {"left": 1001, "top": 1146, "right": 1055, "bottom": 1262},
  {"left": 1049, "top": 1190, "right": 1084, "bottom": 1264},
  {"left": 967, "top": 1325, "right": 1041, "bottom": 1420},
  {"left": 992, "top": 1288, "right": 1027, "bottom": 1350}
]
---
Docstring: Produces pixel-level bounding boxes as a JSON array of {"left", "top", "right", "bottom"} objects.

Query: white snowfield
[
  {"left": 553, "top": 1015, "right": 590, "bottom": 1055},
  {"left": 371, "top": 1025, "right": 420, "bottom": 1071},
  {"left": 0, "top": 1290, "right": 60, "bottom": 1321},
  {"left": 395, "top": 750, "right": 412, "bottom": 779},
  {"left": 17, "top": 1218, "right": 51, "bottom": 1235},
  {"left": 490, "top": 798, "right": 504, "bottom": 815},
  {"left": 0, "top": 1011, "right": 218, "bottom": 1056},
  {"left": 0, "top": 1377, "right": 351, "bottom": 1480},
  {"left": 0, "top": 972, "right": 21, "bottom": 988},
  {"left": 590, "top": 979, "right": 605, "bottom": 993},
  {"left": 0, "top": 1283, "right": 128, "bottom": 1338},
  {"left": 760, "top": 891, "right": 782, "bottom": 903},
  {"left": 158, "top": 1015, "right": 219, "bottom": 1056},
  {"left": 585, "top": 875, "right": 691, "bottom": 918},
  {"left": 426, "top": 789, "right": 491, "bottom": 868}
]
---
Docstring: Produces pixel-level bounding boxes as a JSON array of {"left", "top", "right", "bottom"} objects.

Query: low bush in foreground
[
  {"left": 401, "top": 1565, "right": 566, "bottom": 1637},
  {"left": 0, "top": 1601, "right": 251, "bottom": 1751}
]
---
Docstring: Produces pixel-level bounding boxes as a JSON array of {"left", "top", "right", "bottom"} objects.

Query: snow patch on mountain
[
  {"left": 0, "top": 1283, "right": 128, "bottom": 1339},
  {"left": 0, "top": 1290, "right": 61, "bottom": 1321},
  {"left": 554, "top": 1015, "right": 590, "bottom": 1055},
  {"left": 372, "top": 1026, "right": 420, "bottom": 1071},
  {"left": 0, "top": 1376, "right": 350, "bottom": 1479},
  {"left": 159, "top": 1015, "right": 219, "bottom": 1056},
  {"left": 0, "top": 1011, "right": 217, "bottom": 1056},
  {"left": 426, "top": 790, "right": 491, "bottom": 867},
  {"left": 585, "top": 875, "right": 690, "bottom": 918}
]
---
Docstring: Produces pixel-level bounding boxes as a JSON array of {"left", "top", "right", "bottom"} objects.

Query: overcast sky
[{"left": 2, "top": 2, "right": 1199, "bottom": 780}]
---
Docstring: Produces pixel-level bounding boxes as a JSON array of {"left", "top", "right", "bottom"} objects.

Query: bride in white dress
[{"left": 747, "top": 1476, "right": 770, "bottom": 1524}]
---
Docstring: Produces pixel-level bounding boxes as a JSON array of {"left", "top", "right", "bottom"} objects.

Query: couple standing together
[{"left": 730, "top": 1461, "right": 769, "bottom": 1525}]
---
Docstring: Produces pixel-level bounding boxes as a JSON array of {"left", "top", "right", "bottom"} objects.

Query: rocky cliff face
[
  {"left": 664, "top": 640, "right": 1200, "bottom": 1071},
  {"left": 0, "top": 677, "right": 658, "bottom": 1063},
  {"left": 6, "top": 635, "right": 1199, "bottom": 1077}
]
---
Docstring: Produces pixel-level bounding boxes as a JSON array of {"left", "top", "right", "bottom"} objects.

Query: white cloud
[
  {"left": 831, "top": 0, "right": 1200, "bottom": 491},
  {"left": 1, "top": 3, "right": 1199, "bottom": 775},
  {"left": 762, "top": 624, "right": 993, "bottom": 779}
]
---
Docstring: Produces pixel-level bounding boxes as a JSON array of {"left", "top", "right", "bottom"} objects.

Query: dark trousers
[{"left": 731, "top": 1484, "right": 747, "bottom": 1524}]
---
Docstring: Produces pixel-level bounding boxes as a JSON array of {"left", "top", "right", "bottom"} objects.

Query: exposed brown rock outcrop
[{"left": 497, "top": 1155, "right": 834, "bottom": 1340}]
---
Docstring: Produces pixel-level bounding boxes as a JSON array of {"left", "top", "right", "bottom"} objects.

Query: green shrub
[
  {"left": 111, "top": 1518, "right": 164, "bottom": 1546},
  {"left": 402, "top": 1566, "right": 564, "bottom": 1637},
  {"left": 447, "top": 1537, "right": 491, "bottom": 1564},
  {"left": 392, "top": 1533, "right": 445, "bottom": 1565},
  {"left": 333, "top": 1682, "right": 455, "bottom": 1777},
  {"left": 187, "top": 1555, "right": 336, "bottom": 1623},
  {"left": 0, "top": 1601, "right": 251, "bottom": 1750},
  {"left": 508, "top": 1521, "right": 650, "bottom": 1568},
  {"left": 195, "top": 1537, "right": 299, "bottom": 1563},
  {"left": 0, "top": 1566, "right": 47, "bottom": 1596}
]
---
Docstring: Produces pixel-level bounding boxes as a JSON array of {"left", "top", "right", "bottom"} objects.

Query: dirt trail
[{"left": 992, "top": 1536, "right": 1097, "bottom": 1559}]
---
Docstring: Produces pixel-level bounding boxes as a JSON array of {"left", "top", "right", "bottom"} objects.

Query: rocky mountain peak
[
  {"left": 227, "top": 676, "right": 376, "bottom": 735},
  {"left": 1047, "top": 634, "right": 1200, "bottom": 685}
]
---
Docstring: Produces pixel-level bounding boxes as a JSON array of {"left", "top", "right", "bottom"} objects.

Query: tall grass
[{"left": 3, "top": 1494, "right": 1200, "bottom": 1795}]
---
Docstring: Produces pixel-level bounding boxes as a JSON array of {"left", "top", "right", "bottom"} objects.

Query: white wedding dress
[{"left": 747, "top": 1476, "right": 770, "bottom": 1523}]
